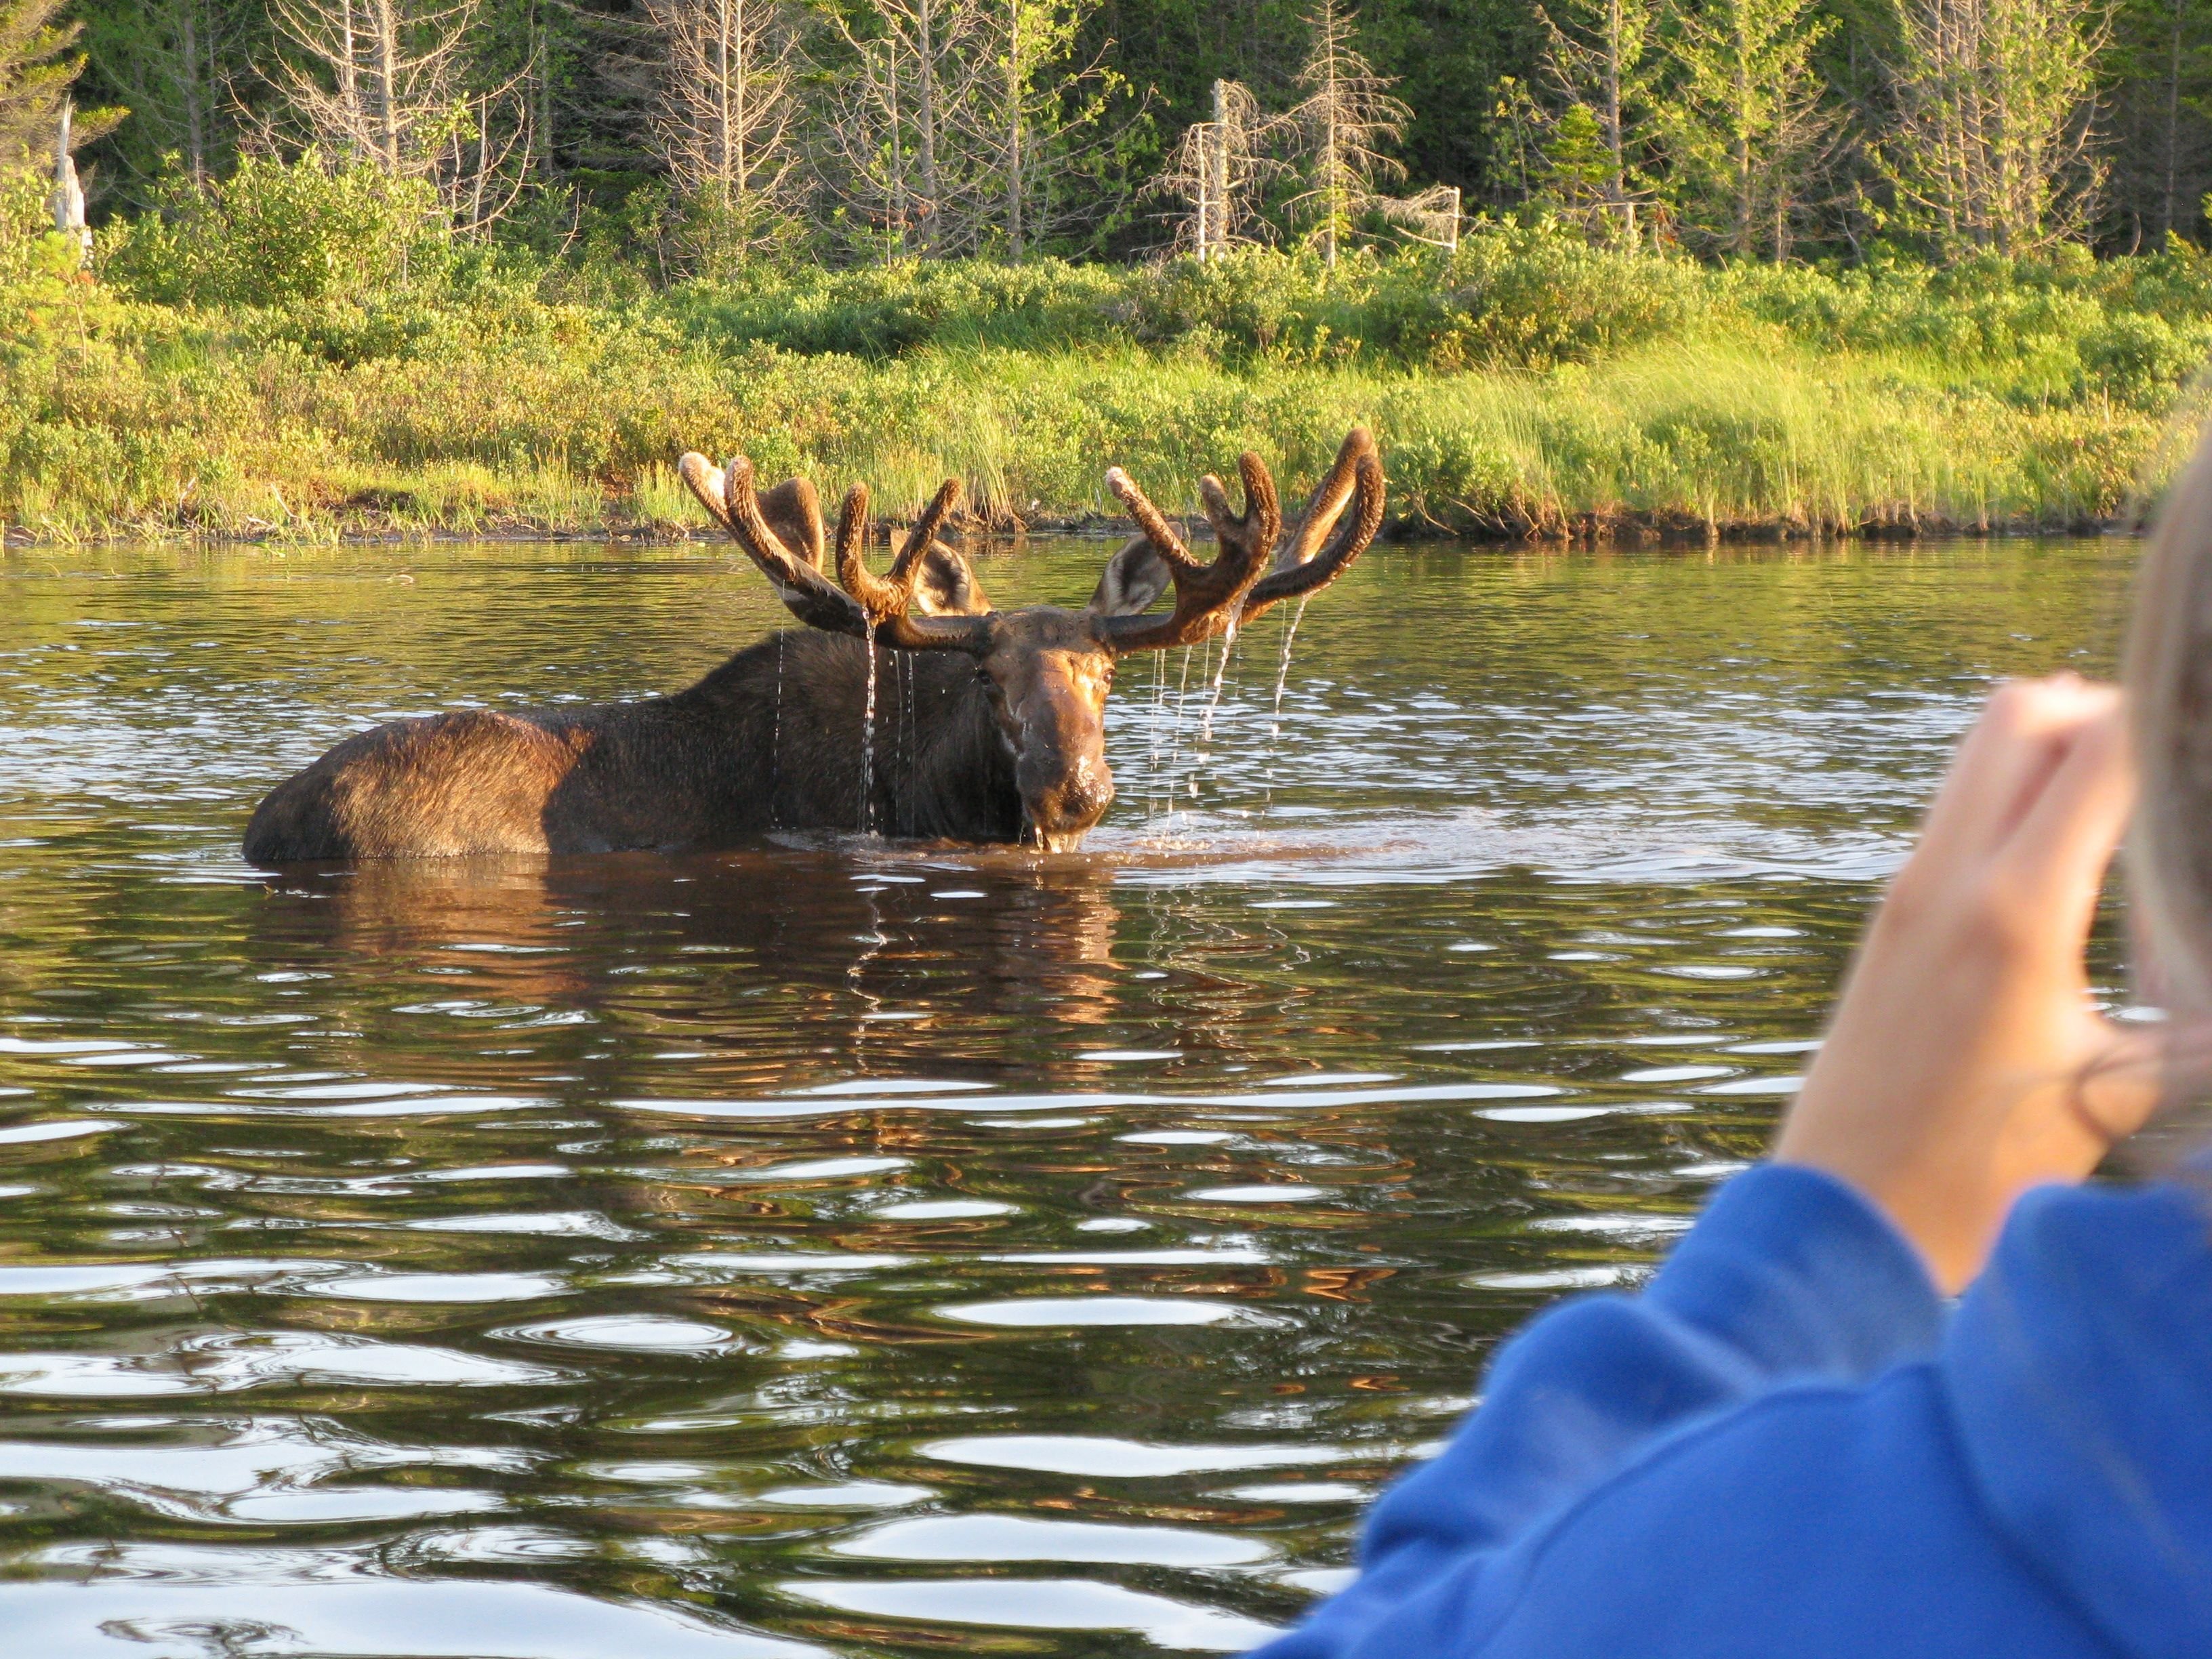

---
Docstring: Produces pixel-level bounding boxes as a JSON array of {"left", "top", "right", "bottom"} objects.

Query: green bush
[
  {"left": 2076, "top": 311, "right": 2212, "bottom": 407},
  {"left": 102, "top": 152, "right": 449, "bottom": 308},
  {"left": 9, "top": 185, "right": 2212, "bottom": 539},
  {"left": 0, "top": 167, "right": 125, "bottom": 375}
]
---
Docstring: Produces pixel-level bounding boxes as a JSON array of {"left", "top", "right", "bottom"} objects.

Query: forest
[
  {"left": 0, "top": 0, "right": 2207, "bottom": 538},
  {"left": 40, "top": 0, "right": 2212, "bottom": 260}
]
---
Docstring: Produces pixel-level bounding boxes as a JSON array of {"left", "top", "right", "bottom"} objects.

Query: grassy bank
[{"left": 7, "top": 211, "right": 2209, "bottom": 541}]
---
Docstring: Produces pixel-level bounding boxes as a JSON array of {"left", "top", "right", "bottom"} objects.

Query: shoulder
[{"left": 1467, "top": 1368, "right": 2109, "bottom": 1659}]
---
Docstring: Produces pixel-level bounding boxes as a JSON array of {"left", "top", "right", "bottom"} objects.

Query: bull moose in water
[{"left": 241, "top": 427, "right": 1385, "bottom": 864}]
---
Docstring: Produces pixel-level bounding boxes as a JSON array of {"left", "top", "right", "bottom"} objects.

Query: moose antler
[
  {"left": 834, "top": 476, "right": 964, "bottom": 623},
  {"left": 1095, "top": 451, "right": 1282, "bottom": 653},
  {"left": 1240, "top": 427, "right": 1386, "bottom": 623},
  {"left": 678, "top": 452, "right": 989, "bottom": 653}
]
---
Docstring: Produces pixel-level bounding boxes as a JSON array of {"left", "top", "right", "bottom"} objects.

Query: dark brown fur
[{"left": 243, "top": 632, "right": 1019, "bottom": 864}]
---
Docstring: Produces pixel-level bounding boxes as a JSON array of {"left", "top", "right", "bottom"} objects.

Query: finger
[
  {"left": 2070, "top": 1016, "right": 2166, "bottom": 1146},
  {"left": 1998, "top": 699, "right": 2133, "bottom": 931},
  {"left": 1917, "top": 677, "right": 2117, "bottom": 865}
]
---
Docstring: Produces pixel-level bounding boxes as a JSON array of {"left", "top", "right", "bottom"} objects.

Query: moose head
[{"left": 678, "top": 428, "right": 1385, "bottom": 852}]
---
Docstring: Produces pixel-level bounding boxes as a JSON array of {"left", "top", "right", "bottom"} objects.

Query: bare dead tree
[
  {"left": 1284, "top": 0, "right": 1408, "bottom": 265},
  {"left": 268, "top": 0, "right": 532, "bottom": 228},
  {"left": 1377, "top": 181, "right": 1461, "bottom": 249},
  {"left": 1875, "top": 0, "right": 2108, "bottom": 253},
  {"left": 640, "top": 0, "right": 802, "bottom": 253},
  {"left": 1151, "top": 77, "right": 1279, "bottom": 258},
  {"left": 815, "top": 0, "right": 1125, "bottom": 259},
  {"left": 49, "top": 95, "right": 85, "bottom": 260},
  {"left": 818, "top": 0, "right": 993, "bottom": 254}
]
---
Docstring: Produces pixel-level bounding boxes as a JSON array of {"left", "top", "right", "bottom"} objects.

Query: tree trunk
[
  {"left": 533, "top": 0, "right": 554, "bottom": 172},
  {"left": 2164, "top": 0, "right": 2183, "bottom": 237},
  {"left": 1005, "top": 0, "right": 1023, "bottom": 260},
  {"left": 1211, "top": 77, "right": 1230, "bottom": 255},
  {"left": 1320, "top": 9, "right": 1338, "bottom": 266},
  {"left": 1732, "top": 0, "right": 1750, "bottom": 255},
  {"left": 1603, "top": 0, "right": 1625, "bottom": 230},
  {"left": 714, "top": 0, "right": 734, "bottom": 205},
  {"left": 915, "top": 0, "right": 942, "bottom": 254},
  {"left": 181, "top": 0, "right": 207, "bottom": 188},
  {"left": 373, "top": 0, "right": 401, "bottom": 171},
  {"left": 888, "top": 41, "right": 907, "bottom": 249},
  {"left": 338, "top": 0, "right": 360, "bottom": 157}
]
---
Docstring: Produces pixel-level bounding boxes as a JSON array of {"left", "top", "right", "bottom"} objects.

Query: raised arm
[{"left": 1254, "top": 674, "right": 2146, "bottom": 1658}]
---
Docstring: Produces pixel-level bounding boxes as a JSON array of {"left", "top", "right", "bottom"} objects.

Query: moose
[{"left": 240, "top": 427, "right": 1385, "bottom": 865}]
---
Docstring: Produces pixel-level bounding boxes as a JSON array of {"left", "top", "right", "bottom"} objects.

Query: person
[{"left": 1246, "top": 436, "right": 2212, "bottom": 1657}]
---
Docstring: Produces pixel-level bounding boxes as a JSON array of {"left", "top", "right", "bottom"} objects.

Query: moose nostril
[{"left": 1022, "top": 766, "right": 1113, "bottom": 834}]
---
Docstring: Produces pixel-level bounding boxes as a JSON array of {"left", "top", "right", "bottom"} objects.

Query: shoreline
[{"left": 0, "top": 507, "right": 2144, "bottom": 551}]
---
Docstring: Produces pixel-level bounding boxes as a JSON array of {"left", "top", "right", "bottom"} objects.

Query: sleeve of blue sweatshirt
[{"left": 1248, "top": 1162, "right": 1946, "bottom": 1659}]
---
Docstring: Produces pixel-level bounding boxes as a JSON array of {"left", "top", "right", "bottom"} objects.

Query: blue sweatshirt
[{"left": 1251, "top": 1162, "right": 2212, "bottom": 1659}]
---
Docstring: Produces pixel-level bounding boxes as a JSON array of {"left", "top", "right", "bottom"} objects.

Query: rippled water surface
[{"left": 0, "top": 535, "right": 2130, "bottom": 1656}]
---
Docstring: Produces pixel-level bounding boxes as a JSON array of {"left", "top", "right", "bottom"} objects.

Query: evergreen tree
[
  {"left": 0, "top": 0, "right": 117, "bottom": 167},
  {"left": 1536, "top": 0, "right": 1662, "bottom": 239},
  {"left": 1285, "top": 0, "right": 1408, "bottom": 264},
  {"left": 1873, "top": 0, "right": 2106, "bottom": 253},
  {"left": 1659, "top": 0, "right": 1835, "bottom": 257},
  {"left": 2104, "top": 0, "right": 2212, "bottom": 245},
  {"left": 79, "top": 0, "right": 249, "bottom": 190}
]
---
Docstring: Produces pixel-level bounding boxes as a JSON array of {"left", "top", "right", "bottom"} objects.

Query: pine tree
[
  {"left": 1535, "top": 0, "right": 1662, "bottom": 239},
  {"left": 1875, "top": 0, "right": 2106, "bottom": 253},
  {"left": 0, "top": 0, "right": 116, "bottom": 167},
  {"left": 1286, "top": 0, "right": 1408, "bottom": 265},
  {"left": 81, "top": 0, "right": 247, "bottom": 189},
  {"left": 1660, "top": 0, "right": 1836, "bottom": 257},
  {"left": 2104, "top": 0, "right": 2212, "bottom": 244}
]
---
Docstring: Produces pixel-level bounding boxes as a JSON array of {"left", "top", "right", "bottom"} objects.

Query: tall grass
[{"left": 5, "top": 215, "right": 2204, "bottom": 541}]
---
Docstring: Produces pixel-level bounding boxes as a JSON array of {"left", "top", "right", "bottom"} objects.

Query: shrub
[
  {"left": 2076, "top": 310, "right": 2212, "bottom": 408},
  {"left": 102, "top": 152, "right": 449, "bottom": 308},
  {"left": 0, "top": 166, "right": 124, "bottom": 373}
]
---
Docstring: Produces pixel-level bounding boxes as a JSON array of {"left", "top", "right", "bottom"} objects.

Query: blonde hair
[{"left": 2128, "top": 424, "right": 2212, "bottom": 1046}]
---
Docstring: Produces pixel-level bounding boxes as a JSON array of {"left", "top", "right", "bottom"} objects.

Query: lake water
[{"left": 0, "top": 534, "right": 2131, "bottom": 1658}]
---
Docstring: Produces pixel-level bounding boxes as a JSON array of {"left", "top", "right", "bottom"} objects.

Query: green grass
[{"left": 5, "top": 218, "right": 2207, "bottom": 542}]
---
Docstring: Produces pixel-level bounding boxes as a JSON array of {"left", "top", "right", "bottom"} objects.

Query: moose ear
[
  {"left": 756, "top": 478, "right": 827, "bottom": 568},
  {"left": 913, "top": 542, "right": 993, "bottom": 616},
  {"left": 1085, "top": 534, "right": 1172, "bottom": 618}
]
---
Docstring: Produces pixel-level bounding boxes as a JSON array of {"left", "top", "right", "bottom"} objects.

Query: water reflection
[{"left": 0, "top": 535, "right": 2131, "bottom": 1655}]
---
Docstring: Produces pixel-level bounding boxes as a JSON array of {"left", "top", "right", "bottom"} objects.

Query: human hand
[{"left": 1772, "top": 676, "right": 2154, "bottom": 1294}]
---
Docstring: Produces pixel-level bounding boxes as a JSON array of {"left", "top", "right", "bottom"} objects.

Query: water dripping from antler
[
  {"left": 1197, "top": 603, "right": 1244, "bottom": 743},
  {"left": 1160, "top": 642, "right": 1198, "bottom": 819},
  {"left": 1181, "top": 629, "right": 1236, "bottom": 802},
  {"left": 1261, "top": 595, "right": 1311, "bottom": 817},
  {"left": 1147, "top": 652, "right": 1168, "bottom": 821},
  {"left": 858, "top": 617, "right": 878, "bottom": 833},
  {"left": 771, "top": 631, "right": 785, "bottom": 828},
  {"left": 1270, "top": 596, "right": 1310, "bottom": 736},
  {"left": 899, "top": 652, "right": 918, "bottom": 836}
]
